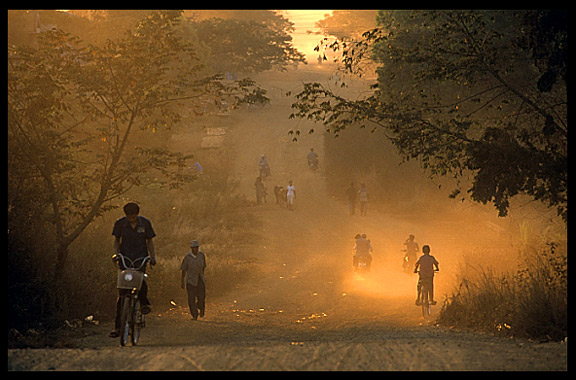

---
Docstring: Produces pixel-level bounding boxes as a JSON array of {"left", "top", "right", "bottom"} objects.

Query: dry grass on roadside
[{"left": 437, "top": 243, "right": 567, "bottom": 341}]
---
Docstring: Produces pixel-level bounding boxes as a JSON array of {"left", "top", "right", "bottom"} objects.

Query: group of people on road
[
  {"left": 256, "top": 177, "right": 297, "bottom": 210},
  {"left": 255, "top": 150, "right": 311, "bottom": 211},
  {"left": 253, "top": 150, "right": 439, "bottom": 308},
  {"left": 109, "top": 151, "right": 439, "bottom": 338},
  {"left": 353, "top": 232, "right": 440, "bottom": 307},
  {"left": 255, "top": 149, "right": 374, "bottom": 217}
]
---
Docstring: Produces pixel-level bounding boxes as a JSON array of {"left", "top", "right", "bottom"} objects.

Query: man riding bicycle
[
  {"left": 109, "top": 202, "right": 157, "bottom": 338},
  {"left": 414, "top": 245, "right": 439, "bottom": 306}
]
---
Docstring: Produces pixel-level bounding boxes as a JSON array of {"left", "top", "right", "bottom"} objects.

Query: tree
[
  {"left": 8, "top": 10, "right": 267, "bottom": 280},
  {"left": 191, "top": 11, "right": 306, "bottom": 73},
  {"left": 315, "top": 10, "right": 378, "bottom": 40},
  {"left": 291, "top": 10, "right": 566, "bottom": 222}
]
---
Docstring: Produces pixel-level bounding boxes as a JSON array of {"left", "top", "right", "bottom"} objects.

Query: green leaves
[
  {"left": 193, "top": 13, "right": 306, "bottom": 73},
  {"left": 291, "top": 10, "right": 567, "bottom": 222},
  {"left": 8, "top": 10, "right": 271, "bottom": 274}
]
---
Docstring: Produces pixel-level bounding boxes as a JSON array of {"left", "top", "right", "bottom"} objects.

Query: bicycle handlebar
[{"left": 113, "top": 253, "right": 151, "bottom": 271}]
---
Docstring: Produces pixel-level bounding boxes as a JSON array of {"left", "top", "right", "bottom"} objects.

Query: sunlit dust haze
[
  {"left": 8, "top": 11, "right": 566, "bottom": 358},
  {"left": 278, "top": 10, "right": 333, "bottom": 63},
  {"left": 23, "top": 10, "right": 563, "bottom": 319}
]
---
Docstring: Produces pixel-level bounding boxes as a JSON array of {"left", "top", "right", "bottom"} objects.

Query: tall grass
[
  {"left": 134, "top": 170, "right": 264, "bottom": 307},
  {"left": 8, "top": 117, "right": 266, "bottom": 347},
  {"left": 437, "top": 242, "right": 567, "bottom": 341},
  {"left": 9, "top": 164, "right": 264, "bottom": 335}
]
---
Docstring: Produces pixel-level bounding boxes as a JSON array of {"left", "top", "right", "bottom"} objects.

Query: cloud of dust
[{"left": 322, "top": 118, "right": 567, "bottom": 306}]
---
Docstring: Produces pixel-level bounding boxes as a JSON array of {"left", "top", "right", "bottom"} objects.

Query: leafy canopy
[
  {"left": 291, "top": 10, "right": 566, "bottom": 222},
  {"left": 8, "top": 10, "right": 268, "bottom": 274}
]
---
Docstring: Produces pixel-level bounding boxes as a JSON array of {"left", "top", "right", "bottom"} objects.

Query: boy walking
[{"left": 180, "top": 240, "right": 206, "bottom": 320}]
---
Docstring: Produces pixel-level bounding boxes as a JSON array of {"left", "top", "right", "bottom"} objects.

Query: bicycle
[
  {"left": 113, "top": 254, "right": 151, "bottom": 346},
  {"left": 416, "top": 270, "right": 438, "bottom": 318}
]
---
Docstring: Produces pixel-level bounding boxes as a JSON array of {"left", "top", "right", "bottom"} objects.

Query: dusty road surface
[{"left": 8, "top": 67, "right": 567, "bottom": 371}]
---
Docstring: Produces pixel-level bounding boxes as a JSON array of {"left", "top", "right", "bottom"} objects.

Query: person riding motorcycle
[
  {"left": 353, "top": 233, "right": 373, "bottom": 272},
  {"left": 402, "top": 234, "right": 419, "bottom": 273},
  {"left": 307, "top": 148, "right": 319, "bottom": 170},
  {"left": 258, "top": 154, "right": 270, "bottom": 178}
]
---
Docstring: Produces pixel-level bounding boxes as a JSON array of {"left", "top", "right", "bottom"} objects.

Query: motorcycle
[
  {"left": 259, "top": 163, "right": 271, "bottom": 178},
  {"left": 401, "top": 249, "right": 416, "bottom": 274},
  {"left": 354, "top": 253, "right": 372, "bottom": 273},
  {"left": 307, "top": 157, "right": 319, "bottom": 171}
]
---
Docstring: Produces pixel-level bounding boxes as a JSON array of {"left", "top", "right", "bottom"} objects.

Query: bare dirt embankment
[{"left": 8, "top": 67, "right": 567, "bottom": 371}]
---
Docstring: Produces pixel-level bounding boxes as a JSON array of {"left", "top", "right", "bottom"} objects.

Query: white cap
[{"left": 190, "top": 240, "right": 200, "bottom": 247}]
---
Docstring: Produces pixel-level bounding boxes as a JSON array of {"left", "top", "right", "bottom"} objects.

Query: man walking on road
[
  {"left": 180, "top": 240, "right": 207, "bottom": 320},
  {"left": 346, "top": 182, "right": 357, "bottom": 215},
  {"left": 255, "top": 176, "right": 267, "bottom": 204}
]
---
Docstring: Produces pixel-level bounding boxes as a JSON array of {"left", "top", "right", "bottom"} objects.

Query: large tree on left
[{"left": 8, "top": 10, "right": 264, "bottom": 282}]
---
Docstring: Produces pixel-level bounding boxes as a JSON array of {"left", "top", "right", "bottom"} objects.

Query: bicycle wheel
[
  {"left": 119, "top": 296, "right": 131, "bottom": 346},
  {"left": 421, "top": 286, "right": 431, "bottom": 318},
  {"left": 131, "top": 300, "right": 142, "bottom": 345}
]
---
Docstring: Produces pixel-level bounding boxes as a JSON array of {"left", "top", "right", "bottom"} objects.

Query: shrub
[{"left": 437, "top": 243, "right": 567, "bottom": 341}]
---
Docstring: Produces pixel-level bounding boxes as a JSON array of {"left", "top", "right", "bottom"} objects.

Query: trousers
[{"left": 186, "top": 280, "right": 206, "bottom": 319}]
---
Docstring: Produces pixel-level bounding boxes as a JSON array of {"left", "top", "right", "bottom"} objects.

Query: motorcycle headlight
[{"left": 124, "top": 273, "right": 133, "bottom": 282}]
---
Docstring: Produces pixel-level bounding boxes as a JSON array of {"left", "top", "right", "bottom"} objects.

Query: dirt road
[{"left": 8, "top": 67, "right": 567, "bottom": 371}]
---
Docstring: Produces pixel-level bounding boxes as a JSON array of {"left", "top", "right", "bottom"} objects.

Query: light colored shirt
[
  {"left": 358, "top": 187, "right": 368, "bottom": 202},
  {"left": 180, "top": 251, "right": 206, "bottom": 286},
  {"left": 286, "top": 185, "right": 295, "bottom": 196},
  {"left": 415, "top": 254, "right": 439, "bottom": 279}
]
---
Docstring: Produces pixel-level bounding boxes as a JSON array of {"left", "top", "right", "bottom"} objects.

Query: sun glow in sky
[
  {"left": 58, "top": 10, "right": 333, "bottom": 63},
  {"left": 279, "top": 10, "right": 333, "bottom": 62}
]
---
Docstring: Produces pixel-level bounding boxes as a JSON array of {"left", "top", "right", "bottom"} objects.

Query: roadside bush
[
  {"left": 437, "top": 243, "right": 567, "bottom": 341},
  {"left": 513, "top": 243, "right": 567, "bottom": 340}
]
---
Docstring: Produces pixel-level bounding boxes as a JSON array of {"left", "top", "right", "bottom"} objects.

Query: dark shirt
[
  {"left": 112, "top": 216, "right": 156, "bottom": 268},
  {"left": 416, "top": 254, "right": 439, "bottom": 279}
]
